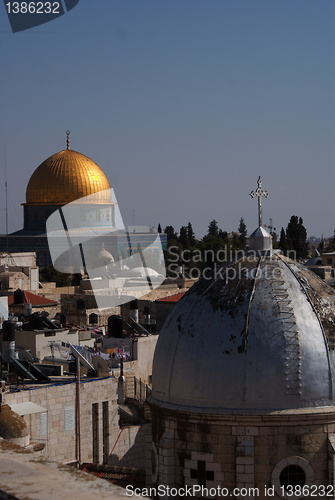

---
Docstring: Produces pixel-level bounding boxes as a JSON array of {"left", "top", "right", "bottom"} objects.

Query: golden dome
[{"left": 26, "top": 148, "right": 111, "bottom": 205}]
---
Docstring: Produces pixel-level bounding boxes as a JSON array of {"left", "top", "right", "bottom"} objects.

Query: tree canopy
[{"left": 279, "top": 216, "right": 309, "bottom": 260}]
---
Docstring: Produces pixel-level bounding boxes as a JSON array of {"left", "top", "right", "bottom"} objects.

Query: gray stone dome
[
  {"left": 151, "top": 253, "right": 335, "bottom": 412},
  {"left": 249, "top": 226, "right": 272, "bottom": 252}
]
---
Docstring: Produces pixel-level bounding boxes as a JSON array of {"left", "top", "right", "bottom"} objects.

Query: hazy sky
[{"left": 0, "top": 0, "right": 334, "bottom": 239}]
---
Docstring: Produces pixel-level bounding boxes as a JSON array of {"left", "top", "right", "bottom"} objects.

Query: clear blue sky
[{"left": 0, "top": 0, "right": 334, "bottom": 239}]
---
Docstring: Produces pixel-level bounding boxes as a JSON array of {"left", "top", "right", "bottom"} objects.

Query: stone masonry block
[
  {"left": 244, "top": 465, "right": 254, "bottom": 474},
  {"left": 236, "top": 457, "right": 254, "bottom": 465},
  {"left": 209, "top": 463, "right": 222, "bottom": 472},
  {"left": 184, "top": 459, "right": 197, "bottom": 470},
  {"left": 246, "top": 427, "right": 259, "bottom": 436}
]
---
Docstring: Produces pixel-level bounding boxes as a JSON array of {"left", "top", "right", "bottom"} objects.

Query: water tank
[
  {"left": 108, "top": 315, "right": 123, "bottom": 338},
  {"left": 28, "top": 313, "right": 44, "bottom": 331},
  {"left": 24, "top": 303, "right": 32, "bottom": 317},
  {"left": 130, "top": 299, "right": 138, "bottom": 310},
  {"left": 13, "top": 289, "right": 25, "bottom": 305},
  {"left": 129, "top": 299, "right": 139, "bottom": 322},
  {"left": 2, "top": 321, "right": 15, "bottom": 363}
]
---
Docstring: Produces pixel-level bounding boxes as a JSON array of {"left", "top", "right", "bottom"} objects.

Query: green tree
[
  {"left": 187, "top": 222, "right": 196, "bottom": 247},
  {"left": 325, "top": 236, "right": 335, "bottom": 252},
  {"left": 285, "top": 216, "right": 309, "bottom": 260},
  {"left": 164, "top": 225, "right": 178, "bottom": 242},
  {"left": 208, "top": 219, "right": 219, "bottom": 237},
  {"left": 179, "top": 226, "right": 189, "bottom": 249},
  {"left": 157, "top": 223, "right": 162, "bottom": 233},
  {"left": 238, "top": 217, "right": 247, "bottom": 247},
  {"left": 272, "top": 231, "right": 279, "bottom": 248},
  {"left": 40, "top": 264, "right": 72, "bottom": 287},
  {"left": 279, "top": 227, "right": 287, "bottom": 255}
]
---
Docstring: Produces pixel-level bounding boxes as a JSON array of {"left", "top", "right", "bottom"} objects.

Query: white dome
[
  {"left": 151, "top": 253, "right": 335, "bottom": 412},
  {"left": 131, "top": 267, "right": 161, "bottom": 277}
]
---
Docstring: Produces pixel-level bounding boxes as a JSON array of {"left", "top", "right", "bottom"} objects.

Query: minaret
[{"left": 249, "top": 176, "right": 272, "bottom": 254}]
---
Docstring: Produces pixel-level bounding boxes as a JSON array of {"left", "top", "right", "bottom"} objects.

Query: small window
[
  {"left": 40, "top": 412, "right": 48, "bottom": 437},
  {"left": 280, "top": 465, "right": 306, "bottom": 488},
  {"left": 64, "top": 406, "right": 75, "bottom": 432},
  {"left": 272, "top": 456, "right": 314, "bottom": 499},
  {"left": 92, "top": 403, "right": 99, "bottom": 463}
]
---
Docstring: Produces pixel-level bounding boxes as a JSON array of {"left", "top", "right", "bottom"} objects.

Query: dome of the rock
[{"left": 26, "top": 148, "right": 111, "bottom": 205}]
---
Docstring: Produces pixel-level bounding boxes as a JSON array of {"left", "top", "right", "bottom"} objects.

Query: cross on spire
[{"left": 250, "top": 176, "right": 269, "bottom": 228}]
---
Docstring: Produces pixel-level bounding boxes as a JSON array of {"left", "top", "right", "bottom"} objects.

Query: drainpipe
[{"left": 76, "top": 356, "right": 81, "bottom": 465}]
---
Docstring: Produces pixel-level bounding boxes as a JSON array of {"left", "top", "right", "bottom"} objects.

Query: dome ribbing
[{"left": 26, "top": 149, "right": 111, "bottom": 205}]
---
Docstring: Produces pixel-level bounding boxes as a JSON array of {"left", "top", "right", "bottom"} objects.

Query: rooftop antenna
[
  {"left": 265, "top": 218, "right": 276, "bottom": 235},
  {"left": 4, "top": 145, "right": 8, "bottom": 252},
  {"left": 250, "top": 176, "right": 269, "bottom": 228}
]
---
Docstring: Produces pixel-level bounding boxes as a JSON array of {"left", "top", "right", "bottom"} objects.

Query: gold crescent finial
[{"left": 66, "top": 130, "right": 70, "bottom": 150}]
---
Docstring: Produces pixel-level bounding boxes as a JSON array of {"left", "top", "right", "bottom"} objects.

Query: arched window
[
  {"left": 272, "top": 456, "right": 314, "bottom": 499},
  {"left": 279, "top": 465, "right": 306, "bottom": 488}
]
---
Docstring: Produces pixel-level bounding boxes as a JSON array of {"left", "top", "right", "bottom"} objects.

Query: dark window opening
[
  {"left": 280, "top": 465, "right": 306, "bottom": 489},
  {"left": 190, "top": 460, "right": 215, "bottom": 487},
  {"left": 92, "top": 403, "right": 99, "bottom": 463},
  {"left": 102, "top": 401, "right": 109, "bottom": 464}
]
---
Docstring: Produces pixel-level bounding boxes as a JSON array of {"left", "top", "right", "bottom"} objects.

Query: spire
[
  {"left": 66, "top": 130, "right": 70, "bottom": 150},
  {"left": 250, "top": 176, "right": 269, "bottom": 228},
  {"left": 249, "top": 176, "right": 272, "bottom": 254}
]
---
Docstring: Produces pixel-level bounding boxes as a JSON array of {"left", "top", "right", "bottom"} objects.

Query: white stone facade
[{"left": 4, "top": 375, "right": 148, "bottom": 468}]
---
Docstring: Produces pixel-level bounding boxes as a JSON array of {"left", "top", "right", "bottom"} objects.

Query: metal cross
[{"left": 250, "top": 176, "right": 269, "bottom": 228}]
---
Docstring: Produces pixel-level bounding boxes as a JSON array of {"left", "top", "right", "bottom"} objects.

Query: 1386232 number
[
  {"left": 281, "top": 484, "right": 334, "bottom": 497},
  {"left": 5, "top": 2, "right": 60, "bottom": 14}
]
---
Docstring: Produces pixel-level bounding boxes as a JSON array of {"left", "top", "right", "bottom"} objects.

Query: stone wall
[
  {"left": 109, "top": 423, "right": 150, "bottom": 470},
  {"left": 4, "top": 377, "right": 122, "bottom": 465},
  {"left": 10, "top": 304, "right": 60, "bottom": 318},
  {"left": 60, "top": 293, "right": 120, "bottom": 328},
  {"left": 0, "top": 272, "right": 30, "bottom": 291},
  {"left": 148, "top": 405, "right": 335, "bottom": 498}
]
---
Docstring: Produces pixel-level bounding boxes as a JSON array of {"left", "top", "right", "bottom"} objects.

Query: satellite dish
[
  {"left": 92, "top": 355, "right": 110, "bottom": 376},
  {"left": 18, "top": 350, "right": 34, "bottom": 362}
]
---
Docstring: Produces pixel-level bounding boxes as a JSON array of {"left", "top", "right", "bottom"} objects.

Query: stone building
[
  {"left": 8, "top": 289, "right": 59, "bottom": 318},
  {"left": 4, "top": 371, "right": 148, "bottom": 468},
  {"left": 148, "top": 181, "right": 335, "bottom": 499},
  {"left": 322, "top": 252, "right": 335, "bottom": 268},
  {"left": 0, "top": 133, "right": 167, "bottom": 269},
  {"left": 0, "top": 252, "right": 39, "bottom": 293}
]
